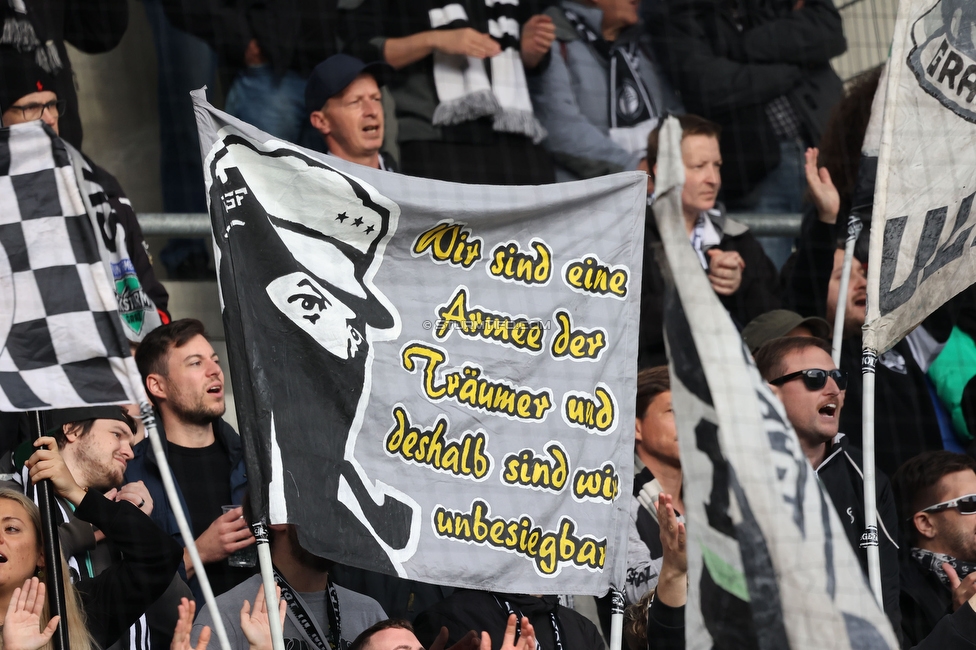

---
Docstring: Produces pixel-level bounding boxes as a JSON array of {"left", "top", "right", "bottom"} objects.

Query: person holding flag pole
[{"left": 0, "top": 85, "right": 255, "bottom": 650}]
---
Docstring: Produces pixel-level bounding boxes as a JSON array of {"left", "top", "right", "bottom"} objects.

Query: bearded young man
[
  {"left": 0, "top": 406, "right": 190, "bottom": 650},
  {"left": 125, "top": 318, "right": 256, "bottom": 600}
]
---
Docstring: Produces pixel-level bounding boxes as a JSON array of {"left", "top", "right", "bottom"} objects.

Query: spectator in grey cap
[
  {"left": 306, "top": 53, "right": 396, "bottom": 171},
  {"left": 741, "top": 309, "right": 831, "bottom": 353}
]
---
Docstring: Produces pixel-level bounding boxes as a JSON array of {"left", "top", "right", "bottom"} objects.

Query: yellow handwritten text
[
  {"left": 401, "top": 342, "right": 554, "bottom": 422},
  {"left": 432, "top": 500, "right": 606, "bottom": 576}
]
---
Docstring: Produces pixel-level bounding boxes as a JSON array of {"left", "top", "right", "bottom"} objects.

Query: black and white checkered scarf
[{"left": 428, "top": 1, "right": 546, "bottom": 143}]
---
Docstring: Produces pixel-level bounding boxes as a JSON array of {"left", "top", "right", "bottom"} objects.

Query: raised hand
[
  {"left": 170, "top": 598, "right": 210, "bottom": 650},
  {"left": 483, "top": 615, "right": 535, "bottom": 650},
  {"left": 804, "top": 147, "right": 839, "bottom": 225},
  {"left": 3, "top": 578, "right": 60, "bottom": 650},
  {"left": 655, "top": 493, "right": 687, "bottom": 607},
  {"left": 431, "top": 627, "right": 479, "bottom": 650},
  {"left": 944, "top": 563, "right": 976, "bottom": 612},
  {"left": 240, "top": 584, "right": 286, "bottom": 650},
  {"left": 25, "top": 438, "right": 87, "bottom": 506}
]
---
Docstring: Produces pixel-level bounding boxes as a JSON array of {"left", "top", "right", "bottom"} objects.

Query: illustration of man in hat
[{"left": 209, "top": 135, "right": 418, "bottom": 575}]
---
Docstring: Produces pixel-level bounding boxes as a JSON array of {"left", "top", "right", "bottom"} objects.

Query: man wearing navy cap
[{"left": 306, "top": 53, "right": 396, "bottom": 171}]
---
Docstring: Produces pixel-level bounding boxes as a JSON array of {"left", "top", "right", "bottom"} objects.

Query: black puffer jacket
[{"left": 642, "top": 0, "right": 846, "bottom": 199}]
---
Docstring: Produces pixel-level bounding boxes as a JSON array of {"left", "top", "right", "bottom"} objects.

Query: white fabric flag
[
  {"left": 653, "top": 116, "right": 898, "bottom": 649},
  {"left": 193, "top": 91, "right": 640, "bottom": 593},
  {"left": 865, "top": 0, "right": 976, "bottom": 353}
]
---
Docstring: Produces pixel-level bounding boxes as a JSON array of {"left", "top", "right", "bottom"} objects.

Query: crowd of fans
[{"left": 3, "top": 0, "right": 976, "bottom": 649}]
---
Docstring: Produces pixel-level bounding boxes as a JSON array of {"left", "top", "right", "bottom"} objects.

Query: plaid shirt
[{"left": 765, "top": 95, "right": 803, "bottom": 141}]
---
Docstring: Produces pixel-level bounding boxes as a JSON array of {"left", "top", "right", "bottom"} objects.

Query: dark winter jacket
[
  {"left": 911, "top": 599, "right": 976, "bottom": 649},
  {"left": 123, "top": 416, "right": 247, "bottom": 599},
  {"left": 900, "top": 552, "right": 954, "bottom": 648},
  {"left": 646, "top": 598, "right": 684, "bottom": 650},
  {"left": 816, "top": 435, "right": 902, "bottom": 634},
  {"left": 414, "top": 590, "right": 605, "bottom": 650},
  {"left": 642, "top": 0, "right": 846, "bottom": 199},
  {"left": 71, "top": 491, "right": 183, "bottom": 650},
  {"left": 639, "top": 203, "right": 780, "bottom": 368}
]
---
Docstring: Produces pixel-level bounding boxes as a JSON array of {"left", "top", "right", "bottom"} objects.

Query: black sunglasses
[
  {"left": 921, "top": 494, "right": 976, "bottom": 515},
  {"left": 769, "top": 368, "right": 848, "bottom": 391}
]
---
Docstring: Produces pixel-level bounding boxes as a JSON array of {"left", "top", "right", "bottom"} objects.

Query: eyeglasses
[
  {"left": 921, "top": 494, "right": 976, "bottom": 515},
  {"left": 7, "top": 99, "right": 66, "bottom": 122},
  {"left": 769, "top": 368, "right": 848, "bottom": 391}
]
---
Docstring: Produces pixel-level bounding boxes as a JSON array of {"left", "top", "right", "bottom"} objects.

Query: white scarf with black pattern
[{"left": 428, "top": 0, "right": 546, "bottom": 143}]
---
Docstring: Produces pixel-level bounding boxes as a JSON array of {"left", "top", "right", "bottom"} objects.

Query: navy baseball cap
[{"left": 305, "top": 54, "right": 394, "bottom": 113}]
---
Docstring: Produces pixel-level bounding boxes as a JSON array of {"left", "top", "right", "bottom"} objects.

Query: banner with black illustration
[
  {"left": 192, "top": 92, "right": 641, "bottom": 593},
  {"left": 652, "top": 118, "right": 897, "bottom": 648},
  {"left": 864, "top": 0, "right": 976, "bottom": 352}
]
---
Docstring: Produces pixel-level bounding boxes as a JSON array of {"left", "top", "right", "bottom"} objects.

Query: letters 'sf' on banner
[
  {"left": 866, "top": 0, "right": 976, "bottom": 352},
  {"left": 192, "top": 92, "right": 643, "bottom": 594}
]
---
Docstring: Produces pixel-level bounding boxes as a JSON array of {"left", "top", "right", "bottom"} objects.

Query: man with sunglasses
[
  {"left": 893, "top": 451, "right": 976, "bottom": 645},
  {"left": 755, "top": 336, "right": 902, "bottom": 633}
]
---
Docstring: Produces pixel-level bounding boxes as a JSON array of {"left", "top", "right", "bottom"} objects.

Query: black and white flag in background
[
  {"left": 0, "top": 122, "right": 143, "bottom": 411},
  {"left": 653, "top": 117, "right": 898, "bottom": 649},
  {"left": 865, "top": 0, "right": 976, "bottom": 353}
]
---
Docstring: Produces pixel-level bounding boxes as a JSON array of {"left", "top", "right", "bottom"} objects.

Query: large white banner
[
  {"left": 653, "top": 117, "right": 898, "bottom": 649},
  {"left": 193, "top": 93, "right": 642, "bottom": 594},
  {"left": 865, "top": 0, "right": 976, "bottom": 352}
]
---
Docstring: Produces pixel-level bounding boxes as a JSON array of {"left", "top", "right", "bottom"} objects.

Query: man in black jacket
[
  {"left": 125, "top": 319, "right": 255, "bottom": 599},
  {"left": 413, "top": 590, "right": 604, "bottom": 650},
  {"left": 893, "top": 451, "right": 976, "bottom": 647},
  {"left": 640, "top": 114, "right": 779, "bottom": 367},
  {"left": 754, "top": 335, "right": 902, "bottom": 633},
  {"left": 2, "top": 407, "right": 191, "bottom": 650}
]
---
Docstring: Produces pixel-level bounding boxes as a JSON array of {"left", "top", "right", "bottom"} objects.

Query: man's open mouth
[{"left": 819, "top": 403, "right": 837, "bottom": 417}]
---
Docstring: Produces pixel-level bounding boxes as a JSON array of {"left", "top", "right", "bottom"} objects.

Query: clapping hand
[
  {"left": 240, "top": 584, "right": 286, "bottom": 650},
  {"left": 3, "top": 578, "right": 60, "bottom": 650}
]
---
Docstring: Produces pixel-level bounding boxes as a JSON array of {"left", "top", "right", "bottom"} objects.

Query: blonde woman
[{"left": 3, "top": 434, "right": 182, "bottom": 650}]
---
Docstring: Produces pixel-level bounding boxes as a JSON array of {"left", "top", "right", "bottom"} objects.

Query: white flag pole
[
  {"left": 255, "top": 527, "right": 286, "bottom": 650},
  {"left": 141, "top": 407, "right": 233, "bottom": 650},
  {"left": 832, "top": 216, "right": 862, "bottom": 366},
  {"left": 860, "top": 0, "right": 913, "bottom": 609},
  {"left": 609, "top": 588, "right": 624, "bottom": 650},
  {"left": 860, "top": 355, "right": 884, "bottom": 606}
]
